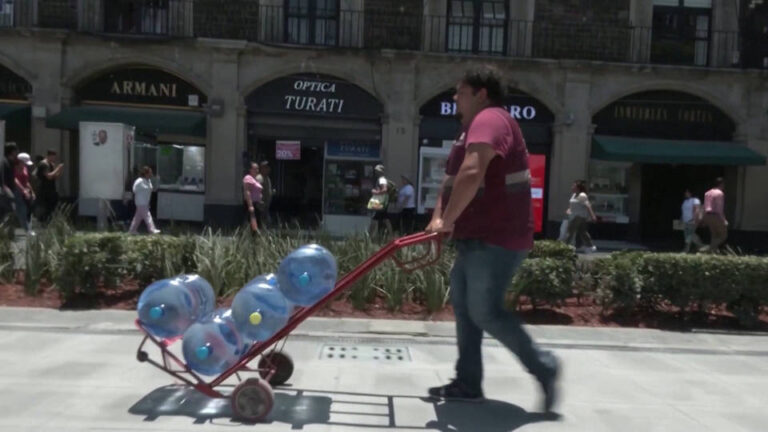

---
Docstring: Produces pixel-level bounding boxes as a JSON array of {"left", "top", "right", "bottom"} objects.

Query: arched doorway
[
  {"left": 0, "top": 64, "right": 32, "bottom": 152},
  {"left": 245, "top": 73, "right": 384, "bottom": 234},
  {"left": 47, "top": 66, "right": 208, "bottom": 222},
  {"left": 590, "top": 90, "right": 764, "bottom": 244},
  {"left": 418, "top": 87, "right": 555, "bottom": 235}
]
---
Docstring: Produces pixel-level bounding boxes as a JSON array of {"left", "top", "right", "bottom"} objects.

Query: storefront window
[
  {"left": 132, "top": 142, "right": 205, "bottom": 191},
  {"left": 588, "top": 161, "right": 630, "bottom": 224}
]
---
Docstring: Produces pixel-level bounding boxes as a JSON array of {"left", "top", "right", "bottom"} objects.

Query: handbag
[{"left": 367, "top": 193, "right": 388, "bottom": 211}]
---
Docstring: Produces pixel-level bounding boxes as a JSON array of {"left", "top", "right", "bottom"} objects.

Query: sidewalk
[{"left": 1, "top": 307, "right": 768, "bottom": 431}]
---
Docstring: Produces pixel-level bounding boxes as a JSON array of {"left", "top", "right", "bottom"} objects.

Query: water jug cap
[
  {"left": 249, "top": 312, "right": 263, "bottom": 325},
  {"left": 195, "top": 344, "right": 212, "bottom": 360},
  {"left": 298, "top": 272, "right": 311, "bottom": 287},
  {"left": 149, "top": 305, "right": 165, "bottom": 320}
]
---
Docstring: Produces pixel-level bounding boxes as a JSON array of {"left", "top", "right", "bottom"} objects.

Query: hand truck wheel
[
  {"left": 258, "top": 351, "right": 294, "bottom": 386},
  {"left": 231, "top": 377, "right": 274, "bottom": 422}
]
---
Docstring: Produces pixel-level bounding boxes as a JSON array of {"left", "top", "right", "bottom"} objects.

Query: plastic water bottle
[
  {"left": 182, "top": 308, "right": 248, "bottom": 376},
  {"left": 231, "top": 274, "right": 292, "bottom": 342},
  {"left": 277, "top": 244, "right": 338, "bottom": 306},
  {"left": 137, "top": 274, "right": 215, "bottom": 339}
]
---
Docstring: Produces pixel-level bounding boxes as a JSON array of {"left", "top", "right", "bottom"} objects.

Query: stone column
[
  {"left": 30, "top": 34, "right": 68, "bottom": 195},
  {"left": 547, "top": 73, "right": 592, "bottom": 225},
  {"left": 202, "top": 42, "right": 245, "bottom": 226}
]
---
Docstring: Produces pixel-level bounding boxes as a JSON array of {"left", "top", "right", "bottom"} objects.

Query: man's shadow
[
  {"left": 129, "top": 385, "right": 559, "bottom": 430},
  {"left": 424, "top": 398, "right": 559, "bottom": 432}
]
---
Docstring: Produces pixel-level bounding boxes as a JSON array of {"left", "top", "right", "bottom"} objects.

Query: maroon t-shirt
[{"left": 443, "top": 107, "right": 534, "bottom": 251}]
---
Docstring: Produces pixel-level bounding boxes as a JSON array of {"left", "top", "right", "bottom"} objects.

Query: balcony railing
[
  {"left": 79, "top": 0, "right": 192, "bottom": 37},
  {"left": 0, "top": 0, "right": 76, "bottom": 29},
  {"left": 0, "top": 1, "right": 754, "bottom": 70}
]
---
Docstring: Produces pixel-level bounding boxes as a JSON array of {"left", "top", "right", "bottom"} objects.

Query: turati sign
[{"left": 246, "top": 74, "right": 382, "bottom": 120}]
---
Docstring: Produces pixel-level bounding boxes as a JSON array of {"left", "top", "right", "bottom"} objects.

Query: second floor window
[
  {"left": 105, "top": 0, "right": 170, "bottom": 35},
  {"left": 285, "top": 0, "right": 339, "bottom": 46},
  {"left": 447, "top": 0, "right": 507, "bottom": 55},
  {"left": 0, "top": 0, "right": 14, "bottom": 27},
  {"left": 651, "top": 0, "right": 711, "bottom": 66}
]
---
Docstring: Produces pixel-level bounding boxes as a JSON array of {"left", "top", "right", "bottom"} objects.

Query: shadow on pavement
[{"left": 129, "top": 384, "right": 560, "bottom": 430}]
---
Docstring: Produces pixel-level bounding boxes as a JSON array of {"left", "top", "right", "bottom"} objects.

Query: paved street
[{"left": 0, "top": 307, "right": 767, "bottom": 431}]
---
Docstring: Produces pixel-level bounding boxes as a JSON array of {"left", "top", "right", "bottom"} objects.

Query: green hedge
[
  {"left": 27, "top": 229, "right": 768, "bottom": 327},
  {"left": 587, "top": 252, "right": 768, "bottom": 327}
]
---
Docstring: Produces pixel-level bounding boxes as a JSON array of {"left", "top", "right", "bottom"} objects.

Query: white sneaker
[
  {"left": 151, "top": 229, "right": 161, "bottom": 234},
  {"left": 582, "top": 246, "right": 597, "bottom": 254}
]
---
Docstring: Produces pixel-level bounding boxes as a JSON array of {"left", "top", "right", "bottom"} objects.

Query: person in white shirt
[
  {"left": 565, "top": 180, "right": 597, "bottom": 253},
  {"left": 129, "top": 166, "right": 160, "bottom": 234},
  {"left": 681, "top": 188, "right": 703, "bottom": 253},
  {"left": 368, "top": 164, "right": 393, "bottom": 236},
  {"left": 397, "top": 175, "right": 416, "bottom": 234}
]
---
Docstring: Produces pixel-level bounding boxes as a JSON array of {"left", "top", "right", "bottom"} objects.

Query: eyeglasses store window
[{"left": 132, "top": 142, "right": 205, "bottom": 191}]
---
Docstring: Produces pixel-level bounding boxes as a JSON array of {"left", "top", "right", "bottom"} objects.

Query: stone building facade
[{"left": 1, "top": 0, "right": 767, "bottom": 246}]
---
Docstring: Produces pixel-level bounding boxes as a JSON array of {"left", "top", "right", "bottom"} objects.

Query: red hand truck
[{"left": 135, "top": 232, "right": 442, "bottom": 422}]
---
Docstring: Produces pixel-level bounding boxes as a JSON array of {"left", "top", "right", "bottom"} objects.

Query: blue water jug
[
  {"left": 277, "top": 244, "right": 338, "bottom": 306},
  {"left": 231, "top": 274, "right": 292, "bottom": 342},
  {"left": 182, "top": 308, "right": 248, "bottom": 376},
  {"left": 137, "top": 274, "right": 215, "bottom": 339}
]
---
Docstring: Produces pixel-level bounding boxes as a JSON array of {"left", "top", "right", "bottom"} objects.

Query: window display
[
  {"left": 323, "top": 160, "right": 377, "bottom": 216},
  {"left": 589, "top": 161, "right": 630, "bottom": 224},
  {"left": 418, "top": 146, "right": 451, "bottom": 214},
  {"left": 132, "top": 142, "right": 205, "bottom": 191}
]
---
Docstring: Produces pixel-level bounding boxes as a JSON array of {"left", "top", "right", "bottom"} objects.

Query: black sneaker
[
  {"left": 428, "top": 379, "right": 485, "bottom": 402},
  {"left": 539, "top": 356, "right": 561, "bottom": 413}
]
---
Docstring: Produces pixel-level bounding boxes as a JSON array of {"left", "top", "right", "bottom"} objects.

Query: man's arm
[{"left": 433, "top": 143, "right": 496, "bottom": 231}]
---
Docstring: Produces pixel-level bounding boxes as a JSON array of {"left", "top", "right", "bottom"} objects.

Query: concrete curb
[{"left": 1, "top": 306, "right": 767, "bottom": 355}]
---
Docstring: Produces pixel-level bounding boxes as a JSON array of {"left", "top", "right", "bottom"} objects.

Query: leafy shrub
[{"left": 510, "top": 258, "right": 575, "bottom": 308}]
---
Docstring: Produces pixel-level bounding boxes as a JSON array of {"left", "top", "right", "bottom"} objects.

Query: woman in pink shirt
[{"left": 243, "top": 162, "right": 263, "bottom": 232}]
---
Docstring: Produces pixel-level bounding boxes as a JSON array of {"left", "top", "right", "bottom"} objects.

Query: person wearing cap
[
  {"left": 13, "top": 151, "right": 35, "bottom": 231},
  {"left": 369, "top": 164, "right": 393, "bottom": 236}
]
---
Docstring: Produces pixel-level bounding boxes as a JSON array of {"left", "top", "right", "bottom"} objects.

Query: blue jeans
[
  {"left": 451, "top": 239, "right": 555, "bottom": 393},
  {"left": 13, "top": 189, "right": 29, "bottom": 231}
]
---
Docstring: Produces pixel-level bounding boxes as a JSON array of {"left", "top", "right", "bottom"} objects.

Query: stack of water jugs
[{"left": 136, "top": 244, "right": 337, "bottom": 376}]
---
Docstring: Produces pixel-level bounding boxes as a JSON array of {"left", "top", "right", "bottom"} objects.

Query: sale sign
[
  {"left": 276, "top": 141, "right": 301, "bottom": 160},
  {"left": 529, "top": 154, "right": 546, "bottom": 233}
]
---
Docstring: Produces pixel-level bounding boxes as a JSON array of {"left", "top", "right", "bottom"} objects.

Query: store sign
[
  {"left": 77, "top": 68, "right": 207, "bottom": 108},
  {"left": 326, "top": 140, "right": 381, "bottom": 159},
  {"left": 419, "top": 89, "right": 555, "bottom": 123},
  {"left": 246, "top": 74, "right": 383, "bottom": 119},
  {"left": 276, "top": 140, "right": 301, "bottom": 160},
  {"left": 593, "top": 91, "right": 735, "bottom": 141},
  {"left": 0, "top": 65, "right": 32, "bottom": 101},
  {"left": 530, "top": 154, "right": 546, "bottom": 234}
]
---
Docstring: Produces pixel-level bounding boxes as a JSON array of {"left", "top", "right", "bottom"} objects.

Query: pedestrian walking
[
  {"left": 128, "top": 166, "right": 160, "bottom": 234},
  {"left": 681, "top": 188, "right": 703, "bottom": 253},
  {"left": 13, "top": 152, "right": 35, "bottom": 232},
  {"left": 397, "top": 175, "right": 416, "bottom": 234},
  {"left": 425, "top": 66, "right": 560, "bottom": 412},
  {"left": 243, "top": 162, "right": 263, "bottom": 232},
  {"left": 565, "top": 180, "right": 597, "bottom": 253},
  {"left": 702, "top": 177, "right": 728, "bottom": 252}
]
